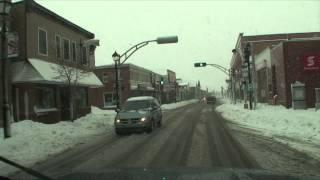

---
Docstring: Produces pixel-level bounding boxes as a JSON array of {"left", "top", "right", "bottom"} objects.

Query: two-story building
[
  {"left": 10, "top": 0, "right": 102, "bottom": 123},
  {"left": 90, "top": 63, "right": 161, "bottom": 109}
]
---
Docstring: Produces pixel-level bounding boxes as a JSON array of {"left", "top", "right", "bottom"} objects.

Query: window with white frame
[
  {"left": 38, "top": 28, "right": 48, "bottom": 56},
  {"left": 102, "top": 73, "right": 108, "bottom": 83},
  {"left": 71, "top": 41, "right": 77, "bottom": 62},
  {"left": 63, "top": 38, "right": 70, "bottom": 60},
  {"left": 55, "top": 35, "right": 61, "bottom": 60}
]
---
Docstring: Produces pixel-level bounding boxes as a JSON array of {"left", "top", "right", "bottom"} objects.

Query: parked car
[
  {"left": 114, "top": 96, "right": 162, "bottom": 135},
  {"left": 206, "top": 96, "right": 216, "bottom": 104}
]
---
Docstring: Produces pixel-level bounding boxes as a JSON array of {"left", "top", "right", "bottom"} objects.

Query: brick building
[
  {"left": 270, "top": 39, "right": 320, "bottom": 108},
  {"left": 230, "top": 32, "right": 320, "bottom": 107},
  {"left": 9, "top": 0, "right": 102, "bottom": 123},
  {"left": 90, "top": 63, "right": 162, "bottom": 109},
  {"left": 160, "top": 70, "right": 178, "bottom": 104},
  {"left": 176, "top": 79, "right": 189, "bottom": 101}
]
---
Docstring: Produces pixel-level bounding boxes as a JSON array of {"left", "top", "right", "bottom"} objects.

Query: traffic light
[
  {"left": 194, "top": 62, "right": 207, "bottom": 67},
  {"left": 160, "top": 77, "right": 164, "bottom": 85}
]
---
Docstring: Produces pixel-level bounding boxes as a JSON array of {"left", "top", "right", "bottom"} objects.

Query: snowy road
[
  {"left": 12, "top": 102, "right": 320, "bottom": 179},
  {"left": 12, "top": 102, "right": 258, "bottom": 179}
]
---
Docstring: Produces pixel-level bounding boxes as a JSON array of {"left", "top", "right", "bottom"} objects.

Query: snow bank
[
  {"left": 0, "top": 99, "right": 197, "bottom": 176},
  {"left": 0, "top": 107, "right": 116, "bottom": 176},
  {"left": 216, "top": 102, "right": 320, "bottom": 158},
  {"left": 161, "top": 99, "right": 198, "bottom": 110}
]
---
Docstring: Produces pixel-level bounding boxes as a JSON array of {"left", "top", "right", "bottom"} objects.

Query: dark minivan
[
  {"left": 114, "top": 96, "right": 162, "bottom": 135},
  {"left": 206, "top": 96, "right": 216, "bottom": 104}
]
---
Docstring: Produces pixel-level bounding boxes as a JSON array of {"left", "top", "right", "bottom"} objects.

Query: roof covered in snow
[{"left": 11, "top": 58, "right": 103, "bottom": 87}]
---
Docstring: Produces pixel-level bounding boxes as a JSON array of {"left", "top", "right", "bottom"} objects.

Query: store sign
[{"left": 302, "top": 55, "right": 320, "bottom": 71}]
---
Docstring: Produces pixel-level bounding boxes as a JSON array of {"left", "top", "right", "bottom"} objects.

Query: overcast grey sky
[{"left": 37, "top": 0, "right": 320, "bottom": 91}]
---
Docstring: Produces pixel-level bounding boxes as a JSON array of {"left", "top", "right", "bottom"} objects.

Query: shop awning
[{"left": 11, "top": 58, "right": 103, "bottom": 87}]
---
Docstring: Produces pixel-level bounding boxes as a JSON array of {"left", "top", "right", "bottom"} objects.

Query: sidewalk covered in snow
[
  {"left": 0, "top": 99, "right": 198, "bottom": 176},
  {"left": 216, "top": 100, "right": 320, "bottom": 160}
]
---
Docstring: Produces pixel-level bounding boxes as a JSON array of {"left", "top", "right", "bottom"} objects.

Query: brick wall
[
  {"left": 284, "top": 40, "right": 320, "bottom": 108},
  {"left": 271, "top": 43, "right": 288, "bottom": 107},
  {"left": 90, "top": 66, "right": 131, "bottom": 108},
  {"left": 270, "top": 40, "right": 320, "bottom": 108}
]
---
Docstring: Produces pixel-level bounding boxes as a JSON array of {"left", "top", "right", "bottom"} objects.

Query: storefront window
[{"left": 36, "top": 87, "right": 55, "bottom": 109}]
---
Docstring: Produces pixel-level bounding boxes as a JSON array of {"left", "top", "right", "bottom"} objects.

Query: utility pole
[
  {"left": 112, "top": 52, "right": 120, "bottom": 110},
  {"left": 231, "top": 68, "right": 236, "bottom": 104},
  {"left": 1, "top": 0, "right": 12, "bottom": 138},
  {"left": 251, "top": 43, "right": 257, "bottom": 109},
  {"left": 244, "top": 43, "right": 253, "bottom": 110}
]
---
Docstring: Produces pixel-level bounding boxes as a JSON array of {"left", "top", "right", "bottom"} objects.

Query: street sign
[{"left": 302, "top": 54, "right": 320, "bottom": 71}]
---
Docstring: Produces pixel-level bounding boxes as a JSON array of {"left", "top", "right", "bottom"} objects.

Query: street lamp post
[
  {"left": 1, "top": 0, "right": 12, "bottom": 138},
  {"left": 112, "top": 51, "right": 121, "bottom": 110},
  {"left": 112, "top": 36, "right": 178, "bottom": 110},
  {"left": 232, "top": 47, "right": 250, "bottom": 108},
  {"left": 244, "top": 43, "right": 253, "bottom": 110},
  {"left": 230, "top": 68, "right": 235, "bottom": 104}
]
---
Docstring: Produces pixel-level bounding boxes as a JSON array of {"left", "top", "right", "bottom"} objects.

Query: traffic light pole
[
  {"left": 1, "top": 16, "right": 11, "bottom": 138},
  {"left": 244, "top": 43, "right": 253, "bottom": 110},
  {"left": 112, "top": 36, "right": 178, "bottom": 109},
  {"left": 194, "top": 62, "right": 232, "bottom": 101},
  {"left": 114, "top": 60, "right": 120, "bottom": 110},
  {"left": 251, "top": 43, "right": 257, "bottom": 110}
]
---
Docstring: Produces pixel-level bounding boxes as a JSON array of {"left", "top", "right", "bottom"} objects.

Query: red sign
[{"left": 302, "top": 54, "right": 320, "bottom": 71}]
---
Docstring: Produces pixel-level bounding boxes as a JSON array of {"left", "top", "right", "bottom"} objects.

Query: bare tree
[{"left": 52, "top": 61, "right": 90, "bottom": 121}]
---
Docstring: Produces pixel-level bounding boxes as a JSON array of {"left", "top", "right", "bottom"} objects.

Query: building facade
[
  {"left": 9, "top": 0, "right": 102, "bottom": 123},
  {"left": 160, "top": 70, "right": 178, "bottom": 104},
  {"left": 230, "top": 32, "right": 320, "bottom": 107},
  {"left": 176, "top": 79, "right": 189, "bottom": 102},
  {"left": 270, "top": 40, "right": 320, "bottom": 108},
  {"left": 90, "top": 63, "right": 162, "bottom": 109}
]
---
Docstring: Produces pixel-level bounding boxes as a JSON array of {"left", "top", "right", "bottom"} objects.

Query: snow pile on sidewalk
[
  {"left": 161, "top": 99, "right": 198, "bottom": 110},
  {"left": 0, "top": 99, "right": 198, "bottom": 176},
  {"left": 0, "top": 107, "right": 116, "bottom": 176},
  {"left": 216, "top": 102, "right": 320, "bottom": 158}
]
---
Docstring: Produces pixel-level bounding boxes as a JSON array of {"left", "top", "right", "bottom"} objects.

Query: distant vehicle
[
  {"left": 200, "top": 97, "right": 206, "bottom": 103},
  {"left": 206, "top": 96, "right": 216, "bottom": 104},
  {"left": 114, "top": 96, "right": 162, "bottom": 135}
]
